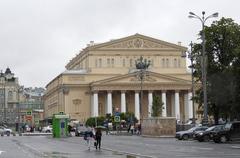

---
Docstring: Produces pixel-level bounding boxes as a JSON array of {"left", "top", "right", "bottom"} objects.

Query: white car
[
  {"left": 0, "top": 126, "right": 12, "bottom": 136},
  {"left": 42, "top": 125, "right": 52, "bottom": 133}
]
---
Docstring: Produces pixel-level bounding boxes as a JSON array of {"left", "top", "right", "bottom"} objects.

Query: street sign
[
  {"left": 114, "top": 112, "right": 120, "bottom": 116},
  {"left": 26, "top": 110, "right": 32, "bottom": 116},
  {"left": 114, "top": 116, "right": 120, "bottom": 122}
]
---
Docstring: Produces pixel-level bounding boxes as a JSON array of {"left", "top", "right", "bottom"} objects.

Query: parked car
[
  {"left": 194, "top": 125, "right": 225, "bottom": 142},
  {"left": 0, "top": 126, "right": 12, "bottom": 136},
  {"left": 75, "top": 125, "right": 87, "bottom": 137},
  {"left": 213, "top": 121, "right": 240, "bottom": 143},
  {"left": 42, "top": 125, "right": 52, "bottom": 133},
  {"left": 176, "top": 126, "right": 208, "bottom": 140}
]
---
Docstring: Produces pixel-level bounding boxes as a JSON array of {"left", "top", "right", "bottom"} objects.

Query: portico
[{"left": 90, "top": 71, "right": 194, "bottom": 122}]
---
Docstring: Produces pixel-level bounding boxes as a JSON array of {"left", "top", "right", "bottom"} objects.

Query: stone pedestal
[{"left": 142, "top": 117, "right": 176, "bottom": 137}]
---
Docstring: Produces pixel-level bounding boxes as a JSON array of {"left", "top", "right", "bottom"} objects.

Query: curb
[{"left": 141, "top": 135, "right": 174, "bottom": 138}]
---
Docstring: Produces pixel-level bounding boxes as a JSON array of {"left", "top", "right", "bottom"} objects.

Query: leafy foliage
[
  {"left": 191, "top": 17, "right": 240, "bottom": 123},
  {"left": 151, "top": 95, "right": 164, "bottom": 117}
]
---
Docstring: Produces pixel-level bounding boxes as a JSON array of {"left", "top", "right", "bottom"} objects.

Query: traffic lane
[
  {"left": 11, "top": 136, "right": 133, "bottom": 158},
  {"left": 98, "top": 135, "right": 240, "bottom": 158},
  {"left": 0, "top": 137, "right": 36, "bottom": 158}
]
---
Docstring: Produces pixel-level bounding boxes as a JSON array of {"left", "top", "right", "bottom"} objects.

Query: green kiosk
[{"left": 52, "top": 112, "right": 69, "bottom": 138}]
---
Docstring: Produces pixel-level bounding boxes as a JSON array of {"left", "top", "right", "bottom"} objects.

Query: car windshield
[
  {"left": 224, "top": 123, "right": 232, "bottom": 130},
  {"left": 206, "top": 126, "right": 215, "bottom": 131},
  {"left": 188, "top": 127, "right": 197, "bottom": 132}
]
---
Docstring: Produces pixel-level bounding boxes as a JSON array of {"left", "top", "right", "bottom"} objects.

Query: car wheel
[
  {"left": 220, "top": 135, "right": 227, "bottom": 143},
  {"left": 6, "top": 131, "right": 10, "bottom": 136},
  {"left": 198, "top": 138, "right": 203, "bottom": 142},
  {"left": 203, "top": 135, "right": 210, "bottom": 142},
  {"left": 182, "top": 134, "right": 189, "bottom": 140}
]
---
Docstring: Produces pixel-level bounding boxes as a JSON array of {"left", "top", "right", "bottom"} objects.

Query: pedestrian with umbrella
[{"left": 95, "top": 126, "right": 105, "bottom": 150}]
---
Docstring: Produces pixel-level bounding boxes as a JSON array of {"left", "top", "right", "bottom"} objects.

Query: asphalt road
[{"left": 0, "top": 134, "right": 240, "bottom": 158}]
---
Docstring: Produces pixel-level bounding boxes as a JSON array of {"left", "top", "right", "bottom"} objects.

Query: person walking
[
  {"left": 84, "top": 128, "right": 94, "bottom": 150},
  {"left": 95, "top": 128, "right": 102, "bottom": 150}
]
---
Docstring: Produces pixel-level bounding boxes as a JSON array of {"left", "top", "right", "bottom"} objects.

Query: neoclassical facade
[{"left": 44, "top": 34, "right": 195, "bottom": 123}]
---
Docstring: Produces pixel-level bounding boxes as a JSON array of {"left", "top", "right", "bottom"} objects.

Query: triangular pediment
[
  {"left": 88, "top": 34, "right": 187, "bottom": 51},
  {"left": 91, "top": 71, "right": 191, "bottom": 86}
]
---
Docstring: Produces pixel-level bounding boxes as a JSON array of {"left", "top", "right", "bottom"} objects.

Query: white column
[
  {"left": 162, "top": 91, "right": 167, "bottom": 117},
  {"left": 121, "top": 91, "right": 126, "bottom": 113},
  {"left": 107, "top": 91, "right": 112, "bottom": 115},
  {"left": 135, "top": 91, "right": 140, "bottom": 120},
  {"left": 93, "top": 92, "right": 99, "bottom": 117},
  {"left": 188, "top": 91, "right": 193, "bottom": 119},
  {"left": 175, "top": 90, "right": 180, "bottom": 120},
  {"left": 148, "top": 91, "right": 153, "bottom": 117}
]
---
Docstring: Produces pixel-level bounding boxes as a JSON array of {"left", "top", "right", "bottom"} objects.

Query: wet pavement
[
  {"left": 1, "top": 134, "right": 240, "bottom": 158},
  {"left": 0, "top": 136, "right": 145, "bottom": 158}
]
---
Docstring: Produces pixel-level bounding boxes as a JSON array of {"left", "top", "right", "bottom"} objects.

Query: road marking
[
  {"left": 192, "top": 147, "right": 213, "bottom": 150},
  {"left": 0, "top": 150, "right": 5, "bottom": 155},
  {"left": 231, "top": 146, "right": 240, "bottom": 149}
]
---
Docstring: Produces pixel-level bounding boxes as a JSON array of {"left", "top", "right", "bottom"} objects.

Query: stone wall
[{"left": 142, "top": 117, "right": 176, "bottom": 137}]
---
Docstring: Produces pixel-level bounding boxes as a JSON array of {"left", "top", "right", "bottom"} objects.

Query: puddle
[
  {"left": 43, "top": 151, "right": 70, "bottom": 158},
  {"left": 111, "top": 151, "right": 142, "bottom": 158}
]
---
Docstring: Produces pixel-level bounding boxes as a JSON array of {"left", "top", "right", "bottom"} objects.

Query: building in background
[
  {"left": 0, "top": 68, "right": 20, "bottom": 126},
  {"left": 44, "top": 34, "right": 195, "bottom": 123},
  {"left": 19, "top": 87, "right": 45, "bottom": 126}
]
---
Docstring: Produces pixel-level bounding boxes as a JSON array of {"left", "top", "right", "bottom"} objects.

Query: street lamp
[
  {"left": 188, "top": 41, "right": 195, "bottom": 124},
  {"left": 188, "top": 11, "right": 218, "bottom": 126},
  {"left": 135, "top": 56, "right": 151, "bottom": 122}
]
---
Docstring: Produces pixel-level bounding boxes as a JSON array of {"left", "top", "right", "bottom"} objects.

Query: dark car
[
  {"left": 176, "top": 126, "right": 208, "bottom": 140},
  {"left": 213, "top": 121, "right": 240, "bottom": 143},
  {"left": 75, "top": 125, "right": 87, "bottom": 137},
  {"left": 194, "top": 125, "right": 224, "bottom": 142}
]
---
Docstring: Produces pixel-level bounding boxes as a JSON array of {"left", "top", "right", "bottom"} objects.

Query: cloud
[{"left": 0, "top": 0, "right": 239, "bottom": 87}]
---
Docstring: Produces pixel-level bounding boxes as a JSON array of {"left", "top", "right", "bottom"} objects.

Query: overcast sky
[{"left": 0, "top": 0, "right": 239, "bottom": 88}]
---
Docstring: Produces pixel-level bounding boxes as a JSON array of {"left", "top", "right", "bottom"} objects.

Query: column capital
[
  {"left": 121, "top": 90, "right": 126, "bottom": 93},
  {"left": 135, "top": 90, "right": 140, "bottom": 93},
  {"left": 107, "top": 90, "right": 112, "bottom": 93},
  {"left": 91, "top": 90, "right": 99, "bottom": 94},
  {"left": 161, "top": 90, "right": 167, "bottom": 93},
  {"left": 148, "top": 90, "right": 154, "bottom": 93},
  {"left": 175, "top": 90, "right": 180, "bottom": 93}
]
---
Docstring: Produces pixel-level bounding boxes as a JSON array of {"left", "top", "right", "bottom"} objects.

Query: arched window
[
  {"left": 123, "top": 59, "right": 126, "bottom": 67},
  {"left": 174, "top": 58, "right": 177, "bottom": 68},
  {"left": 111, "top": 58, "right": 114, "bottom": 67},
  {"left": 95, "top": 59, "right": 98, "bottom": 67},
  {"left": 162, "top": 59, "right": 165, "bottom": 68},
  {"left": 166, "top": 59, "right": 169, "bottom": 68},
  {"left": 151, "top": 59, "right": 154, "bottom": 67},
  {"left": 178, "top": 58, "right": 181, "bottom": 68},
  {"left": 99, "top": 59, "right": 102, "bottom": 67},
  {"left": 130, "top": 59, "right": 133, "bottom": 67},
  {"left": 107, "top": 58, "right": 110, "bottom": 67},
  {"left": 8, "top": 91, "right": 13, "bottom": 101}
]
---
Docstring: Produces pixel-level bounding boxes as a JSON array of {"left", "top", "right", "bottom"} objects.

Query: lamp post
[
  {"left": 135, "top": 56, "right": 151, "bottom": 122},
  {"left": 188, "top": 11, "right": 218, "bottom": 126},
  {"left": 188, "top": 41, "right": 195, "bottom": 124}
]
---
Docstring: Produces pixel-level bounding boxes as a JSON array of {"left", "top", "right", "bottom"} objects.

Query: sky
[{"left": 0, "top": 0, "right": 239, "bottom": 88}]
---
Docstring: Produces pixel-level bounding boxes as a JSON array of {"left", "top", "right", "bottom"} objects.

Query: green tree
[
  {"left": 151, "top": 95, "right": 164, "bottom": 117},
  {"left": 85, "top": 116, "right": 105, "bottom": 127},
  {"left": 191, "top": 17, "right": 240, "bottom": 123}
]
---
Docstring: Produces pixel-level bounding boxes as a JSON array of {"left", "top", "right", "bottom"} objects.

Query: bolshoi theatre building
[{"left": 43, "top": 34, "right": 195, "bottom": 123}]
